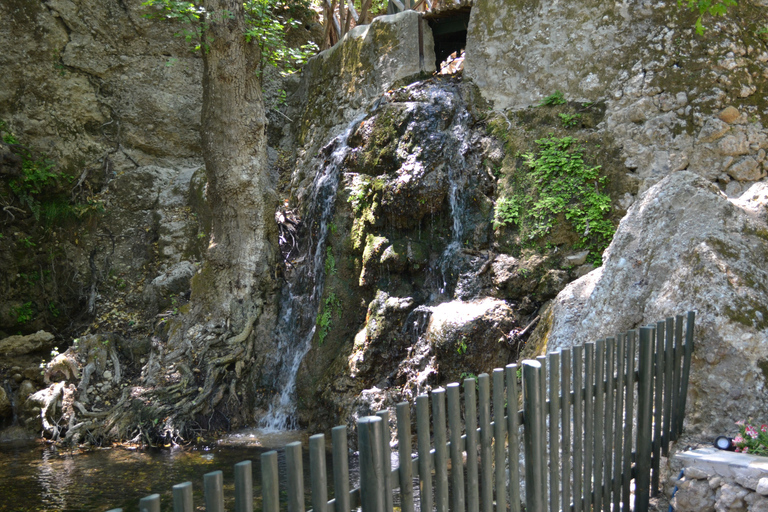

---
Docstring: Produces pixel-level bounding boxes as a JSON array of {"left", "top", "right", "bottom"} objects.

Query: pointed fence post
[
  {"left": 523, "top": 359, "right": 545, "bottom": 511},
  {"left": 359, "top": 415, "right": 386, "bottom": 512}
]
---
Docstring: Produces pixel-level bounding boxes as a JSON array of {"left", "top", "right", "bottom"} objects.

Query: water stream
[{"left": 261, "top": 114, "right": 367, "bottom": 431}]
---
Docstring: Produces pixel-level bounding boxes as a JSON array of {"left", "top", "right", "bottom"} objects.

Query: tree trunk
[{"left": 194, "top": 0, "right": 279, "bottom": 332}]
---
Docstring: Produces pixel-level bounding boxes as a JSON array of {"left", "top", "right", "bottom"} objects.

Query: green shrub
[
  {"left": 538, "top": 91, "right": 566, "bottom": 107},
  {"left": 494, "top": 136, "right": 614, "bottom": 265}
]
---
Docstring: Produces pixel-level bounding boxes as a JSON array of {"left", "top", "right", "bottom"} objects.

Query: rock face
[
  {"left": 465, "top": 0, "right": 768, "bottom": 195},
  {"left": 0, "top": 331, "right": 55, "bottom": 356},
  {"left": 535, "top": 171, "right": 768, "bottom": 438}
]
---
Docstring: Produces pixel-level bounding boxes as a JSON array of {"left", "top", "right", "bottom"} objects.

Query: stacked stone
[{"left": 673, "top": 448, "right": 768, "bottom": 512}]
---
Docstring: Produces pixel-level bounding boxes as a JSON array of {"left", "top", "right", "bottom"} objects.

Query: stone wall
[
  {"left": 673, "top": 448, "right": 768, "bottom": 511},
  {"left": 464, "top": 0, "right": 768, "bottom": 194}
]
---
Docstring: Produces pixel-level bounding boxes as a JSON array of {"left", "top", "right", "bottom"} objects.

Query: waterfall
[
  {"left": 438, "top": 107, "right": 473, "bottom": 295},
  {"left": 261, "top": 114, "right": 367, "bottom": 431}
]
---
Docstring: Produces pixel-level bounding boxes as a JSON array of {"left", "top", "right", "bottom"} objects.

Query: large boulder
[
  {"left": 0, "top": 331, "right": 55, "bottom": 356},
  {"left": 532, "top": 171, "right": 768, "bottom": 438}
]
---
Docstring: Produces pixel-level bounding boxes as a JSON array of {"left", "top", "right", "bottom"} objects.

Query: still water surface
[{"left": 0, "top": 429, "right": 341, "bottom": 512}]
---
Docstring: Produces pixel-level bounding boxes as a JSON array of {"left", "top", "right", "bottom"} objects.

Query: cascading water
[
  {"left": 260, "top": 113, "right": 367, "bottom": 431},
  {"left": 438, "top": 107, "right": 473, "bottom": 295}
]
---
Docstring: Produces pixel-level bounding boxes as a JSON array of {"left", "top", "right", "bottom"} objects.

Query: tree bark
[{"left": 194, "top": 0, "right": 279, "bottom": 331}]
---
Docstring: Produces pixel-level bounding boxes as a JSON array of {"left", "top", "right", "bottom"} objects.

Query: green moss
[
  {"left": 348, "top": 176, "right": 384, "bottom": 250},
  {"left": 724, "top": 299, "right": 768, "bottom": 330},
  {"left": 758, "top": 360, "right": 768, "bottom": 384}
]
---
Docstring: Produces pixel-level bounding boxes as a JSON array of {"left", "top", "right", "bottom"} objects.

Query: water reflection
[{"left": 0, "top": 431, "right": 310, "bottom": 512}]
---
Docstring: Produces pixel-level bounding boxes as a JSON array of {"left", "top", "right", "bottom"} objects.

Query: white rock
[{"left": 756, "top": 478, "right": 768, "bottom": 496}]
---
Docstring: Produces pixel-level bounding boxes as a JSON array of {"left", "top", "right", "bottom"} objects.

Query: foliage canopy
[{"left": 142, "top": 0, "right": 318, "bottom": 74}]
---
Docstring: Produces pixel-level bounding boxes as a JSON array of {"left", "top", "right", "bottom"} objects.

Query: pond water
[{"left": 0, "top": 429, "right": 349, "bottom": 512}]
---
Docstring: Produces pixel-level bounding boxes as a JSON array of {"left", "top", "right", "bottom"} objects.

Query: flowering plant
[{"left": 733, "top": 420, "right": 768, "bottom": 455}]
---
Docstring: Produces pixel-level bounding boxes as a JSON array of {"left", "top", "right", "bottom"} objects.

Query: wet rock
[
  {"left": 425, "top": 298, "right": 517, "bottom": 383},
  {"left": 0, "top": 387, "right": 11, "bottom": 418},
  {"left": 537, "top": 171, "right": 768, "bottom": 437},
  {"left": 17, "top": 381, "right": 37, "bottom": 402},
  {"left": 0, "top": 331, "right": 55, "bottom": 356},
  {"left": 349, "top": 291, "right": 415, "bottom": 380}
]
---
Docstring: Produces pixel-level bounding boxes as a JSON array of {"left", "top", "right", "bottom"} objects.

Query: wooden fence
[{"left": 112, "top": 311, "right": 694, "bottom": 512}]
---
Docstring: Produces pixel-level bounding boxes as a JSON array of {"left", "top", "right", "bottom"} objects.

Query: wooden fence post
[
  {"left": 310, "top": 434, "right": 328, "bottom": 512},
  {"left": 235, "top": 461, "right": 253, "bottom": 512},
  {"left": 139, "top": 494, "right": 160, "bottom": 512},
  {"left": 446, "top": 384, "right": 465, "bottom": 512},
  {"left": 204, "top": 471, "right": 224, "bottom": 512},
  {"left": 416, "top": 394, "right": 433, "bottom": 512},
  {"left": 359, "top": 415, "right": 386, "bottom": 512},
  {"left": 375, "top": 410, "right": 393, "bottom": 512},
  {"left": 572, "top": 345, "right": 583, "bottom": 512},
  {"left": 548, "top": 352, "right": 560, "bottom": 512},
  {"left": 523, "top": 359, "right": 545, "bottom": 511},
  {"left": 478, "top": 373, "right": 493, "bottom": 512},
  {"left": 287, "top": 442, "right": 305, "bottom": 512},
  {"left": 560, "top": 350, "right": 571, "bottom": 512},
  {"left": 396, "top": 402, "right": 415, "bottom": 512},
  {"left": 593, "top": 339, "right": 605, "bottom": 510},
  {"left": 464, "top": 378, "right": 480, "bottom": 512},
  {"left": 332, "top": 426, "right": 351, "bottom": 512},
  {"left": 172, "top": 481, "right": 193, "bottom": 512},
  {"left": 432, "top": 389, "right": 449, "bottom": 512},
  {"left": 677, "top": 311, "right": 695, "bottom": 438},
  {"left": 493, "top": 368, "right": 507, "bottom": 512},
  {"left": 635, "top": 326, "right": 656, "bottom": 511},
  {"left": 261, "top": 451, "right": 279, "bottom": 512},
  {"left": 583, "top": 342, "right": 595, "bottom": 512},
  {"left": 505, "top": 364, "right": 521, "bottom": 512}
]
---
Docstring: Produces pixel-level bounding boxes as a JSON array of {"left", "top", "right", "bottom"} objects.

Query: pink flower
[
  {"left": 735, "top": 448, "right": 742, "bottom": 453},
  {"left": 747, "top": 426, "right": 759, "bottom": 439},
  {"left": 735, "top": 435, "right": 745, "bottom": 444},
  {"left": 737, "top": 420, "right": 745, "bottom": 426},
  {"left": 744, "top": 447, "right": 750, "bottom": 453},
  {"left": 761, "top": 425, "right": 767, "bottom": 433}
]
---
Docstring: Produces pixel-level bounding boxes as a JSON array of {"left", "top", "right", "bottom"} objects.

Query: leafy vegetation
[
  {"left": 559, "top": 113, "right": 582, "bottom": 128},
  {"left": 12, "top": 302, "right": 34, "bottom": 324},
  {"left": 316, "top": 292, "right": 342, "bottom": 345},
  {"left": 494, "top": 136, "right": 614, "bottom": 265},
  {"left": 1, "top": 120, "right": 98, "bottom": 227},
  {"left": 142, "top": 0, "right": 318, "bottom": 75},
  {"left": 677, "top": 0, "right": 737, "bottom": 34},
  {"left": 537, "top": 91, "right": 567, "bottom": 107},
  {"left": 324, "top": 246, "right": 337, "bottom": 276}
]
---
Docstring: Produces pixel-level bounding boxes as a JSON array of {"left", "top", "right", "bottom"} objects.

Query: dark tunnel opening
[{"left": 426, "top": 9, "right": 471, "bottom": 70}]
